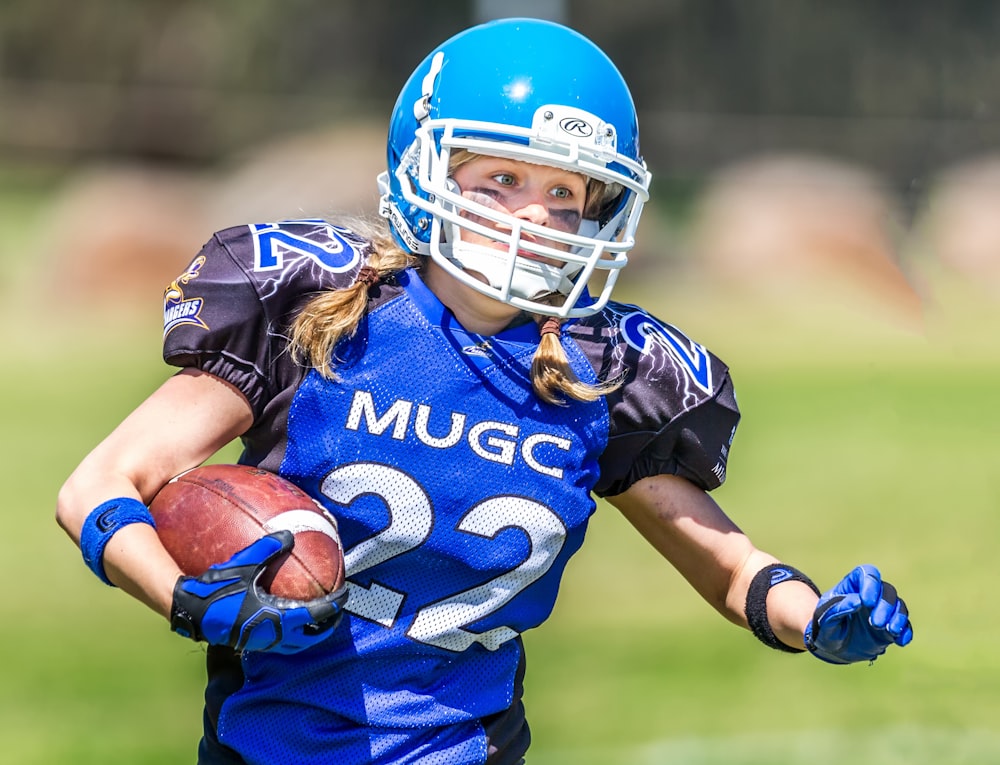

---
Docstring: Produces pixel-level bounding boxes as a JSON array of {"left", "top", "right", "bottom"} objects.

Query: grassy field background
[{"left": 2, "top": 171, "right": 998, "bottom": 763}]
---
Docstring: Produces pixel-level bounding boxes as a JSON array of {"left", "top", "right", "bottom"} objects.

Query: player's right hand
[{"left": 170, "top": 530, "right": 347, "bottom": 654}]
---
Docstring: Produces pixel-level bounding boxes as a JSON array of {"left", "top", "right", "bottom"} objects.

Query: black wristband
[{"left": 745, "top": 564, "right": 821, "bottom": 653}]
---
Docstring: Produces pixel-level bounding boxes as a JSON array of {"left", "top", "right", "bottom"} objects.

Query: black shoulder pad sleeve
[
  {"left": 565, "top": 303, "right": 741, "bottom": 497},
  {"left": 161, "top": 221, "right": 368, "bottom": 418}
]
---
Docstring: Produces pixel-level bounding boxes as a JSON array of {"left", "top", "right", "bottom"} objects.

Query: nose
[{"left": 512, "top": 199, "right": 549, "bottom": 227}]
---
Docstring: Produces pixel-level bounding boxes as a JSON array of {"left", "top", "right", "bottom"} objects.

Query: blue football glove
[
  {"left": 170, "top": 530, "right": 347, "bottom": 654},
  {"left": 804, "top": 564, "right": 913, "bottom": 664}
]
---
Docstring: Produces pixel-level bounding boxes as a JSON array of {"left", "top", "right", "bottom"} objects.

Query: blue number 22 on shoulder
[
  {"left": 250, "top": 220, "right": 362, "bottom": 273},
  {"left": 620, "top": 310, "right": 714, "bottom": 395}
]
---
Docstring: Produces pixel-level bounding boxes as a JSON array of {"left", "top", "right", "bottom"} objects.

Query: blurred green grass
[{"left": 2, "top": 174, "right": 998, "bottom": 764}]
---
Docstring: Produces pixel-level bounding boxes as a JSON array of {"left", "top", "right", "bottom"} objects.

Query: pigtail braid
[
  {"left": 289, "top": 219, "right": 418, "bottom": 379},
  {"left": 530, "top": 316, "right": 620, "bottom": 405}
]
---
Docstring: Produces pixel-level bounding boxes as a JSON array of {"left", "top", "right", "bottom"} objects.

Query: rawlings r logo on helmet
[{"left": 559, "top": 118, "right": 594, "bottom": 137}]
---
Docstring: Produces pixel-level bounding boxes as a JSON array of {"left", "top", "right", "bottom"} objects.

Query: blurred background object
[
  {"left": 3, "top": 0, "right": 996, "bottom": 173},
  {"left": 686, "top": 154, "right": 923, "bottom": 325},
  {"left": 3, "top": 0, "right": 999, "bottom": 318},
  {"left": 916, "top": 154, "right": 1000, "bottom": 292}
]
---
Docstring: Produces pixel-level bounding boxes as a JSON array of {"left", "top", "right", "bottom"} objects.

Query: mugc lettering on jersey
[{"left": 345, "top": 389, "right": 572, "bottom": 479}]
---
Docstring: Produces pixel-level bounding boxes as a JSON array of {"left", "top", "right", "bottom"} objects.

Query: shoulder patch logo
[
  {"left": 250, "top": 219, "right": 362, "bottom": 273},
  {"left": 163, "top": 256, "right": 208, "bottom": 338},
  {"left": 619, "top": 310, "right": 714, "bottom": 395}
]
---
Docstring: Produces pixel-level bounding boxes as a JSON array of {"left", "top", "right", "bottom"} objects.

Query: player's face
[{"left": 450, "top": 157, "right": 588, "bottom": 264}]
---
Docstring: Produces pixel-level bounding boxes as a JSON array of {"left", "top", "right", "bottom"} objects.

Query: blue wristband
[{"left": 80, "top": 497, "right": 156, "bottom": 586}]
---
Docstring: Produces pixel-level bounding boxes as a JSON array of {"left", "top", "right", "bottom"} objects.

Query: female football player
[{"left": 56, "top": 18, "right": 912, "bottom": 765}]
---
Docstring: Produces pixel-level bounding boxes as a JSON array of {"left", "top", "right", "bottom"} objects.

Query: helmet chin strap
[{"left": 439, "top": 241, "right": 581, "bottom": 302}]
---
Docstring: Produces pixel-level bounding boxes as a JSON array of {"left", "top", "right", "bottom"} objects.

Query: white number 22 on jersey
[{"left": 320, "top": 462, "right": 566, "bottom": 652}]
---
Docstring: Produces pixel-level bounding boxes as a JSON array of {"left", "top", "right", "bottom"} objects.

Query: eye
[
  {"left": 492, "top": 172, "right": 516, "bottom": 187},
  {"left": 551, "top": 186, "right": 572, "bottom": 200}
]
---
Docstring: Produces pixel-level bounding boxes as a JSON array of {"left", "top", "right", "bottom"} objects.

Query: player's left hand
[{"left": 804, "top": 564, "right": 913, "bottom": 664}]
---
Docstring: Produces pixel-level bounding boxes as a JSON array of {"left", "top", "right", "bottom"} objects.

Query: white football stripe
[{"left": 263, "top": 509, "right": 340, "bottom": 545}]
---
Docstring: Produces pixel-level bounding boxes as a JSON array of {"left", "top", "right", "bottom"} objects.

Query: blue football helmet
[{"left": 378, "top": 18, "right": 651, "bottom": 318}]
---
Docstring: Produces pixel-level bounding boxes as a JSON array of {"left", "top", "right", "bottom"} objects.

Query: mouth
[
  {"left": 517, "top": 249, "right": 545, "bottom": 261},
  {"left": 515, "top": 242, "right": 565, "bottom": 267},
  {"left": 471, "top": 237, "right": 556, "bottom": 264}
]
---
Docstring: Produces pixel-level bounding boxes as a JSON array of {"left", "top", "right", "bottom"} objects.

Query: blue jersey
[{"left": 162, "top": 220, "right": 740, "bottom": 765}]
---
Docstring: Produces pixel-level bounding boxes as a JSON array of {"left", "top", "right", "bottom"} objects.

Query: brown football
[{"left": 149, "top": 463, "right": 345, "bottom": 601}]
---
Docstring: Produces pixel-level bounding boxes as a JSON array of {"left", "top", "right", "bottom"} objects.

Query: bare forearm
[
  {"left": 97, "top": 523, "right": 181, "bottom": 619},
  {"left": 56, "top": 369, "right": 253, "bottom": 620},
  {"left": 610, "top": 476, "right": 821, "bottom": 651}
]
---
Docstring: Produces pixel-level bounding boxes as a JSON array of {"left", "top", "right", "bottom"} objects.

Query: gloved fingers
[
  {"left": 267, "top": 602, "right": 344, "bottom": 654},
  {"left": 869, "top": 581, "right": 899, "bottom": 628},
  {"left": 307, "top": 596, "right": 346, "bottom": 633},
  {"left": 853, "top": 564, "right": 884, "bottom": 609},
  {"left": 882, "top": 593, "right": 913, "bottom": 646},
  {"left": 895, "top": 619, "right": 914, "bottom": 647},
  {"left": 868, "top": 581, "right": 913, "bottom": 644},
  {"left": 222, "top": 530, "right": 294, "bottom": 569}
]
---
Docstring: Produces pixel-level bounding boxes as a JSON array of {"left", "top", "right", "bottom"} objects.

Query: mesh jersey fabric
[{"left": 161, "top": 220, "right": 740, "bottom": 764}]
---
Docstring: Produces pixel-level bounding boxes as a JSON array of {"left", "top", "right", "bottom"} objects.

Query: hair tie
[
  {"left": 539, "top": 317, "right": 562, "bottom": 337},
  {"left": 356, "top": 265, "right": 380, "bottom": 287}
]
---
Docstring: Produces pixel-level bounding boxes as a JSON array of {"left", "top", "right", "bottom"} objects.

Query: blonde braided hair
[{"left": 289, "top": 219, "right": 418, "bottom": 379}]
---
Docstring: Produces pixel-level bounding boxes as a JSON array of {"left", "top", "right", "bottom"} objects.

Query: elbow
[
  {"left": 55, "top": 471, "right": 91, "bottom": 543},
  {"left": 56, "top": 463, "right": 147, "bottom": 544},
  {"left": 55, "top": 479, "right": 79, "bottom": 541}
]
